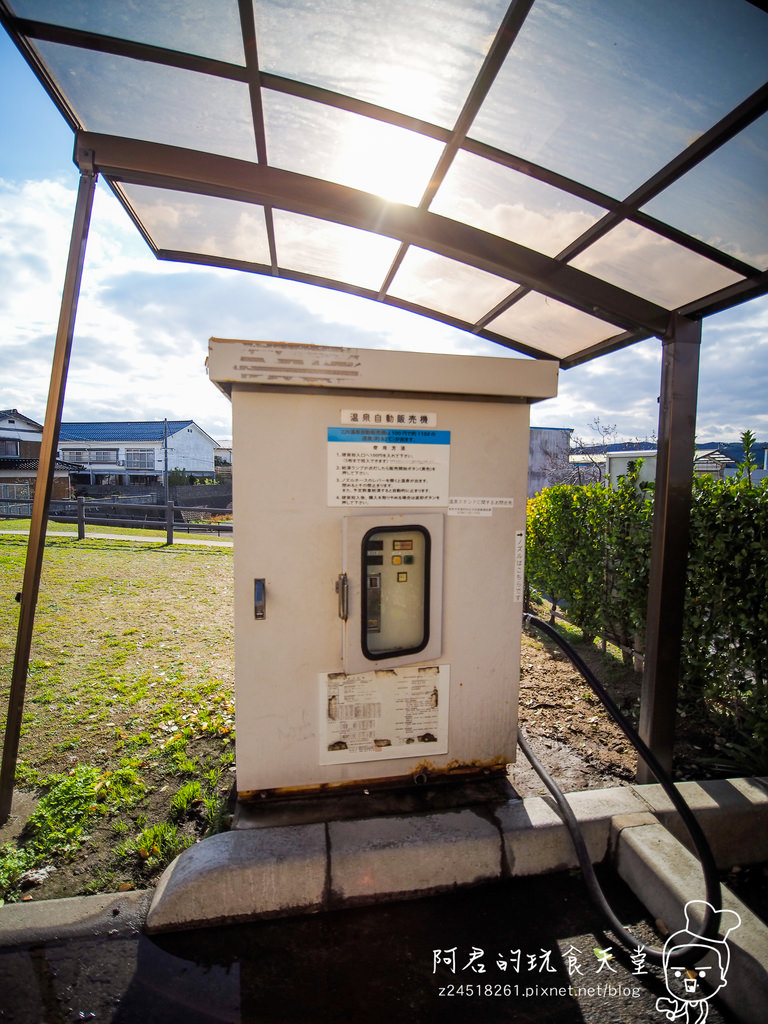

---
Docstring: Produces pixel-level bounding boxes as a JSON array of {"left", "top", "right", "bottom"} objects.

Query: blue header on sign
[{"left": 328, "top": 427, "right": 451, "bottom": 445}]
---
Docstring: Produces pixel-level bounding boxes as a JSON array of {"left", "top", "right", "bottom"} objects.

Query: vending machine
[{"left": 208, "top": 339, "right": 558, "bottom": 800}]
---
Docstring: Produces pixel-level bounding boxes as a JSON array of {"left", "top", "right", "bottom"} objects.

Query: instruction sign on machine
[{"left": 208, "top": 340, "right": 558, "bottom": 798}]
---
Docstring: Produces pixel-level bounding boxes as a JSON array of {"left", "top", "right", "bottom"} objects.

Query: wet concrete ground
[{"left": 0, "top": 869, "right": 739, "bottom": 1024}]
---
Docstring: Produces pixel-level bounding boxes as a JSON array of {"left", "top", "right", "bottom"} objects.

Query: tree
[
  {"left": 167, "top": 467, "right": 190, "bottom": 486},
  {"left": 737, "top": 428, "right": 758, "bottom": 487}
]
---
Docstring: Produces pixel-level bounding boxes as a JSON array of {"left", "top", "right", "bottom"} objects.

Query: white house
[
  {"left": 0, "top": 409, "right": 44, "bottom": 456},
  {"left": 605, "top": 446, "right": 746, "bottom": 488},
  {"left": 57, "top": 420, "right": 217, "bottom": 486}
]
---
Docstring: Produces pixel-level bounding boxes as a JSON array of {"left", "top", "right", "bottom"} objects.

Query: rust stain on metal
[{"left": 237, "top": 757, "right": 509, "bottom": 804}]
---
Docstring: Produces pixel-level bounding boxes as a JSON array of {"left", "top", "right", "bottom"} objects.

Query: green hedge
[
  {"left": 526, "top": 467, "right": 652, "bottom": 656},
  {"left": 526, "top": 468, "right": 768, "bottom": 764},
  {"left": 683, "top": 478, "right": 768, "bottom": 764}
]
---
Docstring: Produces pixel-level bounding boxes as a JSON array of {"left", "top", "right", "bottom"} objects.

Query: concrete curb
[
  {"left": 1, "top": 777, "right": 766, "bottom": 945},
  {"left": 144, "top": 791, "right": 656, "bottom": 933},
  {"left": 0, "top": 889, "right": 152, "bottom": 948},
  {"left": 329, "top": 808, "right": 501, "bottom": 903},
  {"left": 629, "top": 777, "right": 768, "bottom": 866},
  {"left": 615, "top": 819, "right": 768, "bottom": 1024},
  {"left": 498, "top": 785, "right": 648, "bottom": 875},
  {"left": 146, "top": 825, "right": 328, "bottom": 932},
  {"left": 140, "top": 777, "right": 768, "bottom": 934}
]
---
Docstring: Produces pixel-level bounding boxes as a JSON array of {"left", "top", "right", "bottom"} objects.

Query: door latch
[{"left": 335, "top": 572, "right": 348, "bottom": 621}]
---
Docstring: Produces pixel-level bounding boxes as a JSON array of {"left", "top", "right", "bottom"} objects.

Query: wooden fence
[{"left": 0, "top": 498, "right": 232, "bottom": 545}]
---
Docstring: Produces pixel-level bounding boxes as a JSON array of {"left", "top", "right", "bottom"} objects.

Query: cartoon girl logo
[{"left": 656, "top": 900, "right": 741, "bottom": 1023}]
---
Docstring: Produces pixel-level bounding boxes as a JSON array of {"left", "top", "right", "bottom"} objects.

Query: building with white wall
[
  {"left": 58, "top": 420, "right": 217, "bottom": 486},
  {"left": 1, "top": 409, "right": 76, "bottom": 500},
  {"left": 0, "top": 409, "right": 44, "bottom": 456},
  {"left": 604, "top": 444, "right": 765, "bottom": 488}
]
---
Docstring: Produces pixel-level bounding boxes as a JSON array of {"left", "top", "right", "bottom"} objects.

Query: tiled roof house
[{"left": 57, "top": 420, "right": 218, "bottom": 485}]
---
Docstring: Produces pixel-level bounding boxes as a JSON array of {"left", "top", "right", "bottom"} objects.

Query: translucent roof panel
[
  {"left": 120, "top": 185, "right": 271, "bottom": 266},
  {"left": 272, "top": 211, "right": 402, "bottom": 292},
  {"left": 569, "top": 222, "right": 745, "bottom": 309},
  {"left": 389, "top": 247, "right": 518, "bottom": 324},
  {"left": 642, "top": 113, "right": 768, "bottom": 271},
  {"left": 470, "top": 0, "right": 768, "bottom": 199},
  {"left": 429, "top": 149, "right": 605, "bottom": 257},
  {"left": 487, "top": 293, "right": 616, "bottom": 361},
  {"left": 2, "top": 0, "right": 766, "bottom": 366},
  {"left": 253, "top": 0, "right": 510, "bottom": 129},
  {"left": 34, "top": 41, "right": 258, "bottom": 161},
  {"left": 263, "top": 92, "right": 444, "bottom": 206},
  {"left": 7, "top": 0, "right": 246, "bottom": 64}
]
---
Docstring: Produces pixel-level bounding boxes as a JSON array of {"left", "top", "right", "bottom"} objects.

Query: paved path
[{"left": 0, "top": 528, "right": 232, "bottom": 547}]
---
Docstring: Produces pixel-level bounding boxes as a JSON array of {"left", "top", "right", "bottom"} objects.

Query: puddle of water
[{"left": 0, "top": 871, "right": 741, "bottom": 1023}]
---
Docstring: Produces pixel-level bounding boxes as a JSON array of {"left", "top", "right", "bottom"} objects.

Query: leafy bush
[
  {"left": 526, "top": 462, "right": 768, "bottom": 769},
  {"left": 526, "top": 463, "right": 651, "bottom": 649},
  {"left": 526, "top": 483, "right": 575, "bottom": 622},
  {"left": 682, "top": 476, "right": 768, "bottom": 767},
  {"left": 600, "top": 467, "right": 653, "bottom": 663}
]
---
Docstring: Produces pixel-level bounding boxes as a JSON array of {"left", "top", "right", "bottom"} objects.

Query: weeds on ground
[
  {"left": 0, "top": 535, "right": 235, "bottom": 903},
  {"left": 1, "top": 765, "right": 104, "bottom": 902},
  {"left": 119, "top": 821, "right": 194, "bottom": 876}
]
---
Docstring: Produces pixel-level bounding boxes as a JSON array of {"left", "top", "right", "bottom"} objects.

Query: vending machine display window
[{"left": 362, "top": 525, "right": 430, "bottom": 660}]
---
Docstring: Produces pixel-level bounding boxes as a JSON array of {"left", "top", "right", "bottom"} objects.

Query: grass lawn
[{"left": 0, "top": 530, "right": 234, "bottom": 903}]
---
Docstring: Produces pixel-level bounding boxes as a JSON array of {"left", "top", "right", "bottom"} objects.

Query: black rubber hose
[{"left": 520, "top": 612, "right": 722, "bottom": 966}]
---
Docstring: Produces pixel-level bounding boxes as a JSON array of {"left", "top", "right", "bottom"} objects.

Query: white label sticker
[
  {"left": 448, "top": 496, "right": 515, "bottom": 517},
  {"left": 514, "top": 529, "right": 525, "bottom": 603},
  {"left": 319, "top": 665, "right": 449, "bottom": 765}
]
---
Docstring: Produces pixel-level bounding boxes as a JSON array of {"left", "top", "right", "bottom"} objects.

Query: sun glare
[{"left": 334, "top": 112, "right": 441, "bottom": 207}]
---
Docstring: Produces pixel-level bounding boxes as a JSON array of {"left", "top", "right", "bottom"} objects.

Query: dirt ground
[
  {"left": 512, "top": 616, "right": 727, "bottom": 798},
  {"left": 511, "top": 627, "right": 641, "bottom": 797},
  {"left": 1, "top": 732, "right": 235, "bottom": 904}
]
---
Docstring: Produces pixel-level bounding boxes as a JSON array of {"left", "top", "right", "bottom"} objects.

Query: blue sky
[{"left": 1, "top": 28, "right": 766, "bottom": 446}]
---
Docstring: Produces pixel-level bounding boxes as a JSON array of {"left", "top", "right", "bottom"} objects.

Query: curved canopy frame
[{"left": 1, "top": 0, "right": 766, "bottom": 366}]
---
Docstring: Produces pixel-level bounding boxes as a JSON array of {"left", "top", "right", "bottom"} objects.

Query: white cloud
[
  {"left": 0, "top": 180, "right": 75, "bottom": 333},
  {"left": 534, "top": 337, "right": 663, "bottom": 440}
]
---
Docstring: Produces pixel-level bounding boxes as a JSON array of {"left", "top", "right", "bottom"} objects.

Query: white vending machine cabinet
[{"left": 208, "top": 339, "right": 558, "bottom": 798}]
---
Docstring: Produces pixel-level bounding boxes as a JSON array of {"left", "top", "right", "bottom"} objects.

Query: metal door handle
[{"left": 335, "top": 573, "right": 348, "bottom": 620}]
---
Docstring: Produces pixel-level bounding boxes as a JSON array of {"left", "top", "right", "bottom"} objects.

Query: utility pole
[{"left": 163, "top": 417, "right": 169, "bottom": 503}]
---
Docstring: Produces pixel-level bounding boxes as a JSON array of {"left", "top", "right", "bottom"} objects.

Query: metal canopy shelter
[{"left": 2, "top": 0, "right": 768, "bottom": 817}]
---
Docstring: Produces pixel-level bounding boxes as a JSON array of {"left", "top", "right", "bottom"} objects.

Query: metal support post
[
  {"left": 0, "top": 166, "right": 97, "bottom": 824},
  {"left": 636, "top": 314, "right": 701, "bottom": 783}
]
